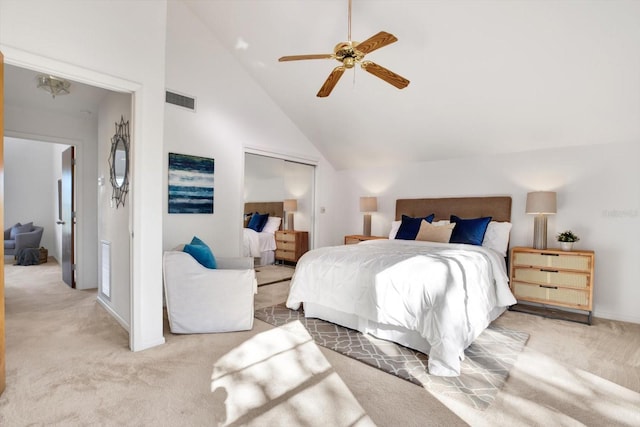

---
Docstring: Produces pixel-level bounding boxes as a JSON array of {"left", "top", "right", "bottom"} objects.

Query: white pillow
[
  {"left": 482, "top": 221, "right": 512, "bottom": 257},
  {"left": 261, "top": 216, "right": 281, "bottom": 234},
  {"left": 388, "top": 220, "right": 401, "bottom": 239}
]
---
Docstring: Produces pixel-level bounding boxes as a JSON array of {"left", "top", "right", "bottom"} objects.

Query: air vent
[{"left": 165, "top": 90, "right": 196, "bottom": 111}]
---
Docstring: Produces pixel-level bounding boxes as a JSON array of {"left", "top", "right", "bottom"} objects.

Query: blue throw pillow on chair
[
  {"left": 449, "top": 215, "right": 492, "bottom": 246},
  {"left": 183, "top": 236, "right": 217, "bottom": 269}
]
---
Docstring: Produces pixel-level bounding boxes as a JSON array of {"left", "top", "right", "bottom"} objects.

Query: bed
[
  {"left": 286, "top": 196, "right": 517, "bottom": 377},
  {"left": 243, "top": 201, "right": 283, "bottom": 266}
]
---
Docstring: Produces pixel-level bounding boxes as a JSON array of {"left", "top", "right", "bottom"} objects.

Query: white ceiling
[
  {"left": 5, "top": 1, "right": 639, "bottom": 172},
  {"left": 186, "top": 0, "right": 640, "bottom": 170},
  {"left": 4, "top": 64, "right": 110, "bottom": 120}
]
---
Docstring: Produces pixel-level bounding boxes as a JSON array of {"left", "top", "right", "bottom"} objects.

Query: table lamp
[
  {"left": 526, "top": 191, "right": 557, "bottom": 249},
  {"left": 284, "top": 199, "right": 298, "bottom": 231},
  {"left": 359, "top": 196, "right": 378, "bottom": 237}
]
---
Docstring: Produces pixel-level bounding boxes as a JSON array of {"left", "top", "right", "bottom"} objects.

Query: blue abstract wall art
[{"left": 168, "top": 152, "right": 215, "bottom": 214}]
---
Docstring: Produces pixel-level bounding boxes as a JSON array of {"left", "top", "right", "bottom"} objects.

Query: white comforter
[
  {"left": 243, "top": 228, "right": 277, "bottom": 257},
  {"left": 286, "top": 239, "right": 516, "bottom": 376}
]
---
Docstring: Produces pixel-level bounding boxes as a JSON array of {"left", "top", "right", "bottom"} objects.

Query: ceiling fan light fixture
[{"left": 37, "top": 74, "right": 71, "bottom": 98}]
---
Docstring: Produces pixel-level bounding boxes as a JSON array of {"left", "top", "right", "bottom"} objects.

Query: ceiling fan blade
[
  {"left": 279, "top": 54, "right": 334, "bottom": 62},
  {"left": 361, "top": 61, "right": 410, "bottom": 90},
  {"left": 317, "top": 66, "right": 346, "bottom": 97},
  {"left": 356, "top": 31, "right": 398, "bottom": 55}
]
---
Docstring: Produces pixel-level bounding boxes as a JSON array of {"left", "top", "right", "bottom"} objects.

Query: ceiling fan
[{"left": 278, "top": 0, "right": 410, "bottom": 97}]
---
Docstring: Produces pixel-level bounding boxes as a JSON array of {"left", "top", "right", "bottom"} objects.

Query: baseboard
[
  {"left": 96, "top": 295, "right": 130, "bottom": 332},
  {"left": 592, "top": 309, "right": 640, "bottom": 325}
]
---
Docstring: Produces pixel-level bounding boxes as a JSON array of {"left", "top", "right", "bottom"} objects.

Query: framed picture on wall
[{"left": 168, "top": 152, "right": 215, "bottom": 214}]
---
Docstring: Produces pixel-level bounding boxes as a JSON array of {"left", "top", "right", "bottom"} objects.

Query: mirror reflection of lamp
[
  {"left": 284, "top": 199, "right": 298, "bottom": 231},
  {"left": 526, "top": 191, "right": 557, "bottom": 249},
  {"left": 360, "top": 196, "right": 378, "bottom": 237}
]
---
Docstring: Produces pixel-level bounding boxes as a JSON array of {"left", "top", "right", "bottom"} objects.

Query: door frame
[{"left": 1, "top": 47, "right": 142, "bottom": 351}]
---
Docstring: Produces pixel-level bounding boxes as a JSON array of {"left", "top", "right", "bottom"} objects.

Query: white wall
[
  {"left": 3, "top": 137, "right": 67, "bottom": 261},
  {"left": 1, "top": 0, "right": 168, "bottom": 350},
  {"left": 97, "top": 92, "right": 132, "bottom": 329},
  {"left": 336, "top": 141, "right": 640, "bottom": 324},
  {"left": 163, "top": 2, "right": 336, "bottom": 255}
]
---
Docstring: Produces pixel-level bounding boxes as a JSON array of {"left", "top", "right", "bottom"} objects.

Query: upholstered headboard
[
  {"left": 395, "top": 196, "right": 512, "bottom": 222},
  {"left": 244, "top": 201, "right": 284, "bottom": 229}
]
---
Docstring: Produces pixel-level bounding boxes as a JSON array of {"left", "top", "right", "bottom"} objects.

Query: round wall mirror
[{"left": 108, "top": 116, "right": 130, "bottom": 208}]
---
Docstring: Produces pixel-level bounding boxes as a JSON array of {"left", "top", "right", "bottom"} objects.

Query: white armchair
[{"left": 162, "top": 251, "right": 257, "bottom": 334}]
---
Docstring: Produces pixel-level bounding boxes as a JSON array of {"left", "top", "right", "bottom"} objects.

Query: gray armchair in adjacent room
[{"left": 4, "top": 222, "right": 44, "bottom": 256}]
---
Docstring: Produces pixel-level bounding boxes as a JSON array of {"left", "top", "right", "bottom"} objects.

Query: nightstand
[
  {"left": 344, "top": 235, "right": 387, "bottom": 245},
  {"left": 275, "top": 230, "right": 309, "bottom": 264},
  {"left": 509, "top": 246, "right": 595, "bottom": 324}
]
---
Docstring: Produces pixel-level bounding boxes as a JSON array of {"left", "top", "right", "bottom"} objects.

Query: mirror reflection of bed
[{"left": 242, "top": 201, "right": 283, "bottom": 267}]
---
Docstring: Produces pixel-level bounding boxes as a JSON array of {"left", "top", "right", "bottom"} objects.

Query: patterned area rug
[{"left": 255, "top": 304, "right": 529, "bottom": 410}]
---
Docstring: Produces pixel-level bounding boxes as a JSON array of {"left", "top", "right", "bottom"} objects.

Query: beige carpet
[
  {"left": 2, "top": 260, "right": 640, "bottom": 426},
  {"left": 255, "top": 264, "right": 294, "bottom": 286}
]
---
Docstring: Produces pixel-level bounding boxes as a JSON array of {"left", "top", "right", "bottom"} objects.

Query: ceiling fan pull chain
[{"left": 348, "top": 0, "right": 352, "bottom": 42}]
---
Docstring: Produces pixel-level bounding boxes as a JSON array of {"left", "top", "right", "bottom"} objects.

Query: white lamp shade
[
  {"left": 284, "top": 199, "right": 298, "bottom": 212},
  {"left": 359, "top": 196, "right": 378, "bottom": 213},
  {"left": 526, "top": 191, "right": 557, "bottom": 214}
]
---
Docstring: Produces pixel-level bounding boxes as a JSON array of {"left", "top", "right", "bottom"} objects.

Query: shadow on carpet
[{"left": 255, "top": 304, "right": 529, "bottom": 410}]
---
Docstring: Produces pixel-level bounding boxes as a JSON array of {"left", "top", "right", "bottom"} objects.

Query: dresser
[
  {"left": 509, "top": 246, "right": 595, "bottom": 324},
  {"left": 275, "top": 230, "right": 309, "bottom": 264},
  {"left": 344, "top": 235, "right": 387, "bottom": 245}
]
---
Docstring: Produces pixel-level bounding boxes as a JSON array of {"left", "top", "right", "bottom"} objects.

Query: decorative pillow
[
  {"left": 395, "top": 214, "right": 435, "bottom": 240},
  {"left": 247, "top": 212, "right": 269, "bottom": 232},
  {"left": 388, "top": 220, "right": 401, "bottom": 239},
  {"left": 183, "top": 236, "right": 217, "bottom": 269},
  {"left": 449, "top": 215, "right": 492, "bottom": 246},
  {"left": 10, "top": 222, "right": 34, "bottom": 239},
  {"left": 482, "top": 221, "right": 513, "bottom": 257},
  {"left": 415, "top": 220, "right": 456, "bottom": 243},
  {"left": 262, "top": 216, "right": 281, "bottom": 234}
]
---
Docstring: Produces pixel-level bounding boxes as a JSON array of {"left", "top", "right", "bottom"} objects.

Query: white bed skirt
[{"left": 303, "top": 302, "right": 507, "bottom": 357}]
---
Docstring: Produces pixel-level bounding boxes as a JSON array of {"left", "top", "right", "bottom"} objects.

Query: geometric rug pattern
[{"left": 255, "top": 304, "right": 529, "bottom": 410}]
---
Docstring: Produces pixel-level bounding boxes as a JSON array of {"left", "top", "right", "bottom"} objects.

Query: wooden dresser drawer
[
  {"left": 276, "top": 232, "right": 297, "bottom": 243},
  {"left": 513, "top": 251, "right": 591, "bottom": 271},
  {"left": 513, "top": 268, "right": 590, "bottom": 289},
  {"left": 513, "top": 282, "right": 590, "bottom": 308}
]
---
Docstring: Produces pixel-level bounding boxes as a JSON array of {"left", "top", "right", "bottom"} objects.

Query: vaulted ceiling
[
  {"left": 5, "top": 2, "right": 639, "bottom": 172},
  {"left": 186, "top": 0, "right": 640, "bottom": 170}
]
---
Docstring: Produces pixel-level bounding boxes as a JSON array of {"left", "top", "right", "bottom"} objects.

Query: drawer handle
[
  {"left": 540, "top": 253, "right": 559, "bottom": 257},
  {"left": 540, "top": 268, "right": 559, "bottom": 273},
  {"left": 539, "top": 285, "right": 558, "bottom": 289}
]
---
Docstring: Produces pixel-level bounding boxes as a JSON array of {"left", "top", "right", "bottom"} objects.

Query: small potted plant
[{"left": 557, "top": 230, "right": 579, "bottom": 251}]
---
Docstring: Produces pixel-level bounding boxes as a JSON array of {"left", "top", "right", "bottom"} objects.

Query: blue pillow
[
  {"left": 183, "top": 236, "right": 217, "bottom": 269},
  {"left": 395, "top": 214, "right": 435, "bottom": 240},
  {"left": 247, "top": 212, "right": 269, "bottom": 232},
  {"left": 449, "top": 215, "right": 492, "bottom": 246}
]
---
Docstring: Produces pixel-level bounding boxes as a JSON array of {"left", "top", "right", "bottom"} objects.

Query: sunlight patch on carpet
[
  {"left": 255, "top": 304, "right": 529, "bottom": 410},
  {"left": 211, "top": 321, "right": 375, "bottom": 427}
]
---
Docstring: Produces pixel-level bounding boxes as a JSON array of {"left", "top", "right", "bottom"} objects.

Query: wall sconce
[
  {"left": 284, "top": 199, "right": 298, "bottom": 231},
  {"left": 359, "top": 196, "right": 378, "bottom": 237},
  {"left": 526, "top": 191, "right": 557, "bottom": 249}
]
